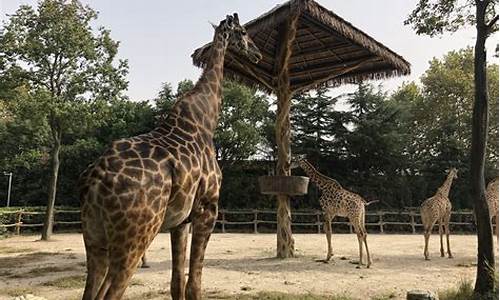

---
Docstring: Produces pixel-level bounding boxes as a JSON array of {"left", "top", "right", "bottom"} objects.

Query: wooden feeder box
[{"left": 258, "top": 176, "right": 309, "bottom": 196}]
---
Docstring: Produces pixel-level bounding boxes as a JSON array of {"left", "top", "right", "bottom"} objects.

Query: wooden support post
[
  {"left": 254, "top": 210, "right": 259, "bottom": 234},
  {"left": 379, "top": 212, "right": 384, "bottom": 233},
  {"left": 273, "top": 3, "right": 300, "bottom": 259},
  {"left": 316, "top": 211, "right": 321, "bottom": 234},
  {"left": 221, "top": 210, "right": 226, "bottom": 233},
  {"left": 411, "top": 214, "right": 416, "bottom": 234},
  {"left": 15, "top": 212, "right": 22, "bottom": 235}
]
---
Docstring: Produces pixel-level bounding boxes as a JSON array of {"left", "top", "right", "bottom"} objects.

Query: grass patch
[
  {"left": 9, "top": 265, "right": 76, "bottom": 278},
  {"left": 130, "top": 278, "right": 145, "bottom": 286},
  {"left": 439, "top": 280, "right": 475, "bottom": 300},
  {"left": 205, "top": 291, "right": 357, "bottom": 300},
  {"left": 455, "top": 262, "right": 476, "bottom": 268},
  {"left": 1, "top": 286, "right": 36, "bottom": 297},
  {"left": 125, "top": 289, "right": 169, "bottom": 300},
  {"left": 371, "top": 293, "right": 397, "bottom": 300},
  {"left": 0, "top": 245, "right": 35, "bottom": 254},
  {"left": 0, "top": 269, "right": 13, "bottom": 277},
  {"left": 0, "top": 251, "right": 60, "bottom": 269},
  {"left": 42, "top": 274, "right": 86, "bottom": 289}
]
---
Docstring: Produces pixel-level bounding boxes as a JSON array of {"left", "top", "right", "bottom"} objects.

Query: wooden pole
[{"left": 274, "top": 2, "right": 300, "bottom": 259}]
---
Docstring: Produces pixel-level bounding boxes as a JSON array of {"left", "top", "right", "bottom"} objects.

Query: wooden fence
[{"left": 0, "top": 208, "right": 482, "bottom": 235}]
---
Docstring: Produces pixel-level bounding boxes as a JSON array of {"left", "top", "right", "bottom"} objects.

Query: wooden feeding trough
[{"left": 258, "top": 175, "right": 309, "bottom": 196}]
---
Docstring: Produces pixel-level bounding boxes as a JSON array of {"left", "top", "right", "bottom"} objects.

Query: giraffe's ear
[
  {"left": 226, "top": 14, "right": 234, "bottom": 27},
  {"left": 233, "top": 13, "right": 240, "bottom": 25}
]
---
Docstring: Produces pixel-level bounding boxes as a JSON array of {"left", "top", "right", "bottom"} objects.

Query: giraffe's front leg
[
  {"left": 170, "top": 223, "right": 189, "bottom": 300},
  {"left": 324, "top": 216, "right": 334, "bottom": 262},
  {"left": 186, "top": 200, "right": 218, "bottom": 300}
]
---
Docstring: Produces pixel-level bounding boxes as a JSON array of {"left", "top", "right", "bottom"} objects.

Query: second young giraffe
[
  {"left": 298, "top": 159, "right": 377, "bottom": 268},
  {"left": 486, "top": 177, "right": 499, "bottom": 241},
  {"left": 420, "top": 168, "right": 458, "bottom": 260}
]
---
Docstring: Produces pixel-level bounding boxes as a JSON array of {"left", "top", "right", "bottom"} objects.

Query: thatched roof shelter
[
  {"left": 192, "top": 0, "right": 410, "bottom": 94},
  {"left": 192, "top": 0, "right": 410, "bottom": 259}
]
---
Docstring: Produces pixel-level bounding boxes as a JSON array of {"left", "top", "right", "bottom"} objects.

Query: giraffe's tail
[{"left": 364, "top": 200, "right": 379, "bottom": 206}]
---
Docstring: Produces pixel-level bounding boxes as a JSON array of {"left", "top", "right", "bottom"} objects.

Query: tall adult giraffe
[
  {"left": 79, "top": 14, "right": 261, "bottom": 300},
  {"left": 420, "top": 168, "right": 458, "bottom": 260}
]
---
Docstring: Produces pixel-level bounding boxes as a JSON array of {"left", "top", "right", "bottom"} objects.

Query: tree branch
[{"left": 487, "top": 14, "right": 499, "bottom": 30}]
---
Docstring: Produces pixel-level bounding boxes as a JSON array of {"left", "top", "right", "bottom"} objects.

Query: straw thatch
[{"left": 192, "top": 0, "right": 411, "bottom": 94}]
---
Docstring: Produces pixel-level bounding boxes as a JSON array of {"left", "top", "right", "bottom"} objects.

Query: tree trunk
[
  {"left": 41, "top": 125, "right": 62, "bottom": 241},
  {"left": 472, "top": 0, "right": 495, "bottom": 296}
]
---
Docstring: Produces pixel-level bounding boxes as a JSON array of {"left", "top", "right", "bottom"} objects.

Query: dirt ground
[{"left": 0, "top": 233, "right": 488, "bottom": 300}]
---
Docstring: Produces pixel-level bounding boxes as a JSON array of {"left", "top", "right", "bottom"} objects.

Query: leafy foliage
[
  {"left": 216, "top": 80, "right": 270, "bottom": 162},
  {"left": 405, "top": 0, "right": 498, "bottom": 36}
]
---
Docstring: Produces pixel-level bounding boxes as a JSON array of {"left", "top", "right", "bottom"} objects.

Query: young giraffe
[
  {"left": 486, "top": 177, "right": 499, "bottom": 241},
  {"left": 420, "top": 168, "right": 458, "bottom": 260},
  {"left": 79, "top": 14, "right": 261, "bottom": 300},
  {"left": 298, "top": 159, "right": 377, "bottom": 268}
]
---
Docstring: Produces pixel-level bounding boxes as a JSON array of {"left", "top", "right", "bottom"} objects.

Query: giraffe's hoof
[
  {"left": 356, "top": 265, "right": 361, "bottom": 269},
  {"left": 448, "top": 255, "right": 454, "bottom": 259},
  {"left": 440, "top": 253, "right": 445, "bottom": 257},
  {"left": 425, "top": 257, "right": 431, "bottom": 261}
]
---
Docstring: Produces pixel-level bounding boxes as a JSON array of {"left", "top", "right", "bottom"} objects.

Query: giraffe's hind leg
[
  {"left": 170, "top": 223, "right": 189, "bottom": 300},
  {"left": 495, "top": 214, "right": 499, "bottom": 243},
  {"left": 444, "top": 213, "right": 453, "bottom": 258},
  {"left": 82, "top": 198, "right": 109, "bottom": 300},
  {"left": 439, "top": 219, "right": 445, "bottom": 257},
  {"left": 140, "top": 254, "right": 150, "bottom": 268},
  {"left": 351, "top": 221, "right": 364, "bottom": 268},
  {"left": 423, "top": 218, "right": 437, "bottom": 260},
  {"left": 323, "top": 215, "right": 334, "bottom": 262},
  {"left": 82, "top": 236, "right": 109, "bottom": 299},
  {"left": 360, "top": 212, "right": 372, "bottom": 268}
]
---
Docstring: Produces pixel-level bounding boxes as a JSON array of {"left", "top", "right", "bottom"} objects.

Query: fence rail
[{"left": 0, "top": 208, "right": 483, "bottom": 235}]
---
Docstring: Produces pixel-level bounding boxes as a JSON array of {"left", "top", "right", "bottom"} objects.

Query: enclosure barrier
[{"left": 0, "top": 208, "right": 484, "bottom": 235}]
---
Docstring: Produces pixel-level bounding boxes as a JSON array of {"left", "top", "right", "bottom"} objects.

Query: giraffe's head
[
  {"left": 448, "top": 168, "right": 458, "bottom": 179},
  {"left": 291, "top": 155, "right": 307, "bottom": 169},
  {"left": 216, "top": 13, "right": 262, "bottom": 63}
]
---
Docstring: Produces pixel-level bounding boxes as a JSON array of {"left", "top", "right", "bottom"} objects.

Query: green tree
[
  {"left": 215, "top": 80, "right": 270, "bottom": 163},
  {"left": 154, "top": 82, "right": 176, "bottom": 116},
  {"left": 344, "top": 83, "right": 406, "bottom": 175},
  {"left": 338, "top": 83, "right": 409, "bottom": 206},
  {"left": 0, "top": 0, "right": 128, "bottom": 240},
  {"left": 153, "top": 79, "right": 194, "bottom": 119},
  {"left": 291, "top": 87, "right": 345, "bottom": 162},
  {"left": 176, "top": 79, "right": 194, "bottom": 97},
  {"left": 406, "top": 1, "right": 498, "bottom": 293}
]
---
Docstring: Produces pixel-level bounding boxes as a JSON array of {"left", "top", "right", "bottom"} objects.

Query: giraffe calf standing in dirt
[
  {"left": 486, "top": 177, "right": 499, "bottom": 241},
  {"left": 298, "top": 159, "right": 377, "bottom": 268},
  {"left": 420, "top": 168, "right": 458, "bottom": 260}
]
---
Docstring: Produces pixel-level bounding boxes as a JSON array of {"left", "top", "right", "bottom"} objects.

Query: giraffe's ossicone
[{"left": 79, "top": 13, "right": 261, "bottom": 300}]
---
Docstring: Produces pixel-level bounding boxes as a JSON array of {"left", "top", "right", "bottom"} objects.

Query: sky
[{"left": 0, "top": 0, "right": 497, "bottom": 101}]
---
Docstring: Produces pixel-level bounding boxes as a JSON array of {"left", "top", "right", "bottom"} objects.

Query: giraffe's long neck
[
  {"left": 300, "top": 160, "right": 341, "bottom": 191},
  {"left": 436, "top": 172, "right": 455, "bottom": 198},
  {"left": 163, "top": 26, "right": 228, "bottom": 134}
]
